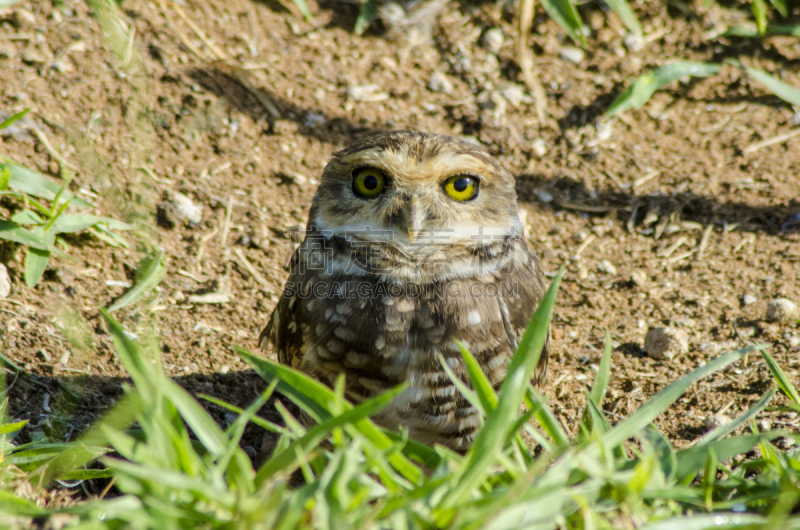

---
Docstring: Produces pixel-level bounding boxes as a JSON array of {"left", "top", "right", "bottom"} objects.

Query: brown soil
[{"left": 1, "top": 0, "right": 799, "bottom": 465}]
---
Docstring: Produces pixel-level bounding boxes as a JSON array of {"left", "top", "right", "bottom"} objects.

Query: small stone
[
  {"left": 38, "top": 349, "right": 52, "bottom": 362},
  {"left": 644, "top": 326, "right": 689, "bottom": 360},
  {"left": 346, "top": 84, "right": 389, "bottom": 102},
  {"left": 704, "top": 414, "right": 732, "bottom": 430},
  {"left": 482, "top": 28, "right": 504, "bottom": 54},
  {"left": 766, "top": 298, "right": 799, "bottom": 322},
  {"left": 427, "top": 71, "right": 453, "bottom": 94},
  {"left": 500, "top": 84, "right": 524, "bottom": 106},
  {"left": 21, "top": 50, "right": 45, "bottom": 65},
  {"left": 597, "top": 260, "right": 617, "bottom": 275},
  {"left": 577, "top": 266, "right": 588, "bottom": 280},
  {"left": 51, "top": 60, "right": 72, "bottom": 73},
  {"left": 536, "top": 190, "right": 554, "bottom": 203},
  {"left": 573, "top": 230, "right": 587, "bottom": 242},
  {"left": 792, "top": 113, "right": 800, "bottom": 127},
  {"left": 788, "top": 335, "right": 800, "bottom": 348},
  {"left": 742, "top": 294, "right": 757, "bottom": 306},
  {"left": 12, "top": 8, "right": 36, "bottom": 27},
  {"left": 0, "top": 263, "right": 10, "bottom": 298},
  {"left": 172, "top": 193, "right": 203, "bottom": 225},
  {"left": 220, "top": 365, "right": 230, "bottom": 374},
  {"left": 560, "top": 47, "right": 585, "bottom": 65},
  {"left": 531, "top": 138, "right": 547, "bottom": 157},
  {"left": 623, "top": 33, "right": 644, "bottom": 52},
  {"left": 758, "top": 419, "right": 771, "bottom": 432},
  {"left": 0, "top": 48, "right": 15, "bottom": 60}
]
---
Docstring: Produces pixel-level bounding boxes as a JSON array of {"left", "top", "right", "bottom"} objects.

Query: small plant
[
  {"left": 0, "top": 109, "right": 133, "bottom": 287},
  {"left": 2, "top": 268, "right": 799, "bottom": 527}
]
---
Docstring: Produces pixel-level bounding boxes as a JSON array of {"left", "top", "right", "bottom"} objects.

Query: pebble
[
  {"left": 0, "top": 263, "right": 10, "bottom": 299},
  {"left": 630, "top": 269, "right": 647, "bottom": 286},
  {"left": 536, "top": 190, "right": 553, "bottom": 203},
  {"left": 346, "top": 84, "right": 389, "bottom": 102},
  {"left": 12, "top": 8, "right": 36, "bottom": 27},
  {"left": 481, "top": 28, "right": 505, "bottom": 54},
  {"left": 766, "top": 298, "right": 799, "bottom": 322},
  {"left": 644, "top": 326, "right": 689, "bottom": 360},
  {"left": 742, "top": 294, "right": 757, "bottom": 306},
  {"left": 560, "top": 47, "right": 585, "bottom": 65},
  {"left": 172, "top": 193, "right": 203, "bottom": 225},
  {"left": 427, "top": 71, "right": 453, "bottom": 94},
  {"left": 704, "top": 414, "right": 732, "bottom": 430},
  {"left": 597, "top": 260, "right": 617, "bottom": 275},
  {"left": 500, "top": 84, "right": 524, "bottom": 106},
  {"left": 531, "top": 138, "right": 548, "bottom": 157},
  {"left": 21, "top": 50, "right": 45, "bottom": 65},
  {"left": 51, "top": 60, "right": 72, "bottom": 73},
  {"left": 38, "top": 349, "right": 51, "bottom": 362},
  {"left": 758, "top": 419, "right": 771, "bottom": 432}
]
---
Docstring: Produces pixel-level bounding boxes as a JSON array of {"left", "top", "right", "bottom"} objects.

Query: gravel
[{"left": 644, "top": 327, "right": 689, "bottom": 360}]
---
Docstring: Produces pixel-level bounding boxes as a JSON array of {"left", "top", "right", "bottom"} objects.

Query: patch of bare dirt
[{"left": 1, "top": 0, "right": 799, "bottom": 456}]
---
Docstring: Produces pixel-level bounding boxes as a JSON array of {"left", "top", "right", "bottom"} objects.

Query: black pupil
[
  {"left": 453, "top": 178, "right": 470, "bottom": 193},
  {"left": 363, "top": 174, "right": 378, "bottom": 190}
]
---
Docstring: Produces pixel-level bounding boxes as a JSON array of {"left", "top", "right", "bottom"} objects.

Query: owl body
[{"left": 261, "top": 131, "right": 548, "bottom": 451}]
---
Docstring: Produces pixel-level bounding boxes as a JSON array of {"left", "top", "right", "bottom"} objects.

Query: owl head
[{"left": 308, "top": 131, "right": 523, "bottom": 249}]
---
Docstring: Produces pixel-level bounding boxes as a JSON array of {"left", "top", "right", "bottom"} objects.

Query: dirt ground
[{"left": 1, "top": 0, "right": 799, "bottom": 463}]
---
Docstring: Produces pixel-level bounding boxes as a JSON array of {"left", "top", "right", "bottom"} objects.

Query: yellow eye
[
  {"left": 352, "top": 168, "right": 387, "bottom": 198},
  {"left": 443, "top": 175, "right": 479, "bottom": 202}
]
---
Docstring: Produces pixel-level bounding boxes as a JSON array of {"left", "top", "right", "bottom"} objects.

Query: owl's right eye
[{"left": 352, "top": 168, "right": 388, "bottom": 198}]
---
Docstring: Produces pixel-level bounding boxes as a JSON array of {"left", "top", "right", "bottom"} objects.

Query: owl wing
[{"left": 498, "top": 239, "right": 550, "bottom": 385}]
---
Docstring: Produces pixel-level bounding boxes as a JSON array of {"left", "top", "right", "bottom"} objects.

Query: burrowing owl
[{"left": 260, "top": 131, "right": 549, "bottom": 452}]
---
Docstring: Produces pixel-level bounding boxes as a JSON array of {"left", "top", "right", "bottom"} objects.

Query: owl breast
[{"left": 263, "top": 231, "right": 547, "bottom": 452}]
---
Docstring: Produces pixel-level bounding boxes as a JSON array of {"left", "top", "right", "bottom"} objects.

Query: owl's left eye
[
  {"left": 352, "top": 167, "right": 388, "bottom": 199},
  {"left": 443, "top": 175, "right": 479, "bottom": 202}
]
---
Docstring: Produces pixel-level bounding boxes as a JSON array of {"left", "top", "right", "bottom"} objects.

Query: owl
[{"left": 260, "top": 131, "right": 549, "bottom": 452}]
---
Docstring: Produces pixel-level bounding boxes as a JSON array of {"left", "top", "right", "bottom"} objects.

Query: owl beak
[{"left": 405, "top": 196, "right": 425, "bottom": 244}]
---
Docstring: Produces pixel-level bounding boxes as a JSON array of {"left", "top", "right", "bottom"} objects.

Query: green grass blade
[
  {"left": 458, "top": 340, "right": 499, "bottom": 413},
  {"left": 0, "top": 419, "right": 27, "bottom": 435},
  {"left": 728, "top": 59, "right": 800, "bottom": 106},
  {"left": 675, "top": 433, "right": 778, "bottom": 480},
  {"left": 752, "top": 0, "right": 768, "bottom": 34},
  {"left": 769, "top": 0, "right": 788, "bottom": 16},
  {"left": 0, "top": 166, "right": 9, "bottom": 191},
  {"left": 3, "top": 161, "right": 91, "bottom": 207},
  {"left": 161, "top": 379, "right": 229, "bottom": 458},
  {"left": 0, "top": 108, "right": 31, "bottom": 130},
  {"left": 438, "top": 351, "right": 485, "bottom": 416},
  {"left": 760, "top": 350, "right": 800, "bottom": 403},
  {"left": 538, "top": 0, "right": 587, "bottom": 46},
  {"left": 697, "top": 386, "right": 776, "bottom": 445},
  {"left": 237, "top": 347, "right": 424, "bottom": 486},
  {"left": 639, "top": 513, "right": 774, "bottom": 530},
  {"left": 604, "top": 0, "right": 642, "bottom": 36},
  {"left": 440, "top": 267, "right": 563, "bottom": 512},
  {"left": 255, "top": 384, "right": 406, "bottom": 486},
  {"left": 525, "top": 387, "right": 571, "bottom": 448},
  {"left": 589, "top": 332, "right": 613, "bottom": 407},
  {"left": 24, "top": 247, "right": 50, "bottom": 287},
  {"left": 291, "top": 0, "right": 313, "bottom": 21},
  {"left": 723, "top": 24, "right": 800, "bottom": 37},
  {"left": 601, "top": 346, "right": 757, "bottom": 448},
  {"left": 50, "top": 214, "right": 134, "bottom": 234},
  {"left": 355, "top": 0, "right": 379, "bottom": 35},
  {"left": 106, "top": 248, "right": 166, "bottom": 312},
  {"left": 606, "top": 62, "right": 721, "bottom": 117},
  {"left": 0, "top": 489, "right": 46, "bottom": 517}
]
